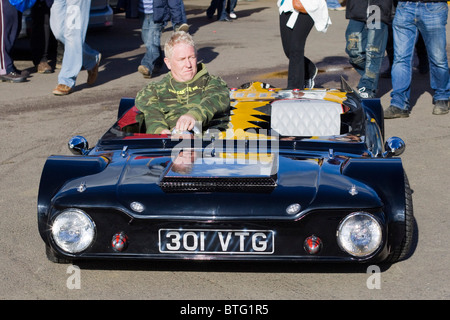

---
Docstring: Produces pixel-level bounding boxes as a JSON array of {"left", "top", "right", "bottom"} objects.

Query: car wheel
[{"left": 386, "top": 173, "right": 414, "bottom": 263}]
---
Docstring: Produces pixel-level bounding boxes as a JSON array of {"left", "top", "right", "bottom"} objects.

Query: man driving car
[{"left": 135, "top": 31, "right": 230, "bottom": 134}]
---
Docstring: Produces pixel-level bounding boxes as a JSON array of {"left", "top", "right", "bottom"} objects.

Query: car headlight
[
  {"left": 337, "top": 212, "right": 382, "bottom": 257},
  {"left": 51, "top": 209, "right": 96, "bottom": 253}
]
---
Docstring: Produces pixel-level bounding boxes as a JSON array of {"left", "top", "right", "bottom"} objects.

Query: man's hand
[
  {"left": 159, "top": 114, "right": 197, "bottom": 135},
  {"left": 175, "top": 114, "right": 196, "bottom": 132},
  {"left": 160, "top": 129, "right": 172, "bottom": 134}
]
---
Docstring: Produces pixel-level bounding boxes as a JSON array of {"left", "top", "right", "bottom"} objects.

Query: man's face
[{"left": 164, "top": 43, "right": 197, "bottom": 82}]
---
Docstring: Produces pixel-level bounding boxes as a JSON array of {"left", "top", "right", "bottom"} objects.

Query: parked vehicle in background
[
  {"left": 89, "top": 0, "right": 114, "bottom": 28},
  {"left": 19, "top": 0, "right": 113, "bottom": 38}
]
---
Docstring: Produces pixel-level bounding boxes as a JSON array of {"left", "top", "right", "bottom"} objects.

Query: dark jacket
[
  {"left": 119, "top": 0, "right": 184, "bottom": 24},
  {"left": 153, "top": 0, "right": 184, "bottom": 24},
  {"left": 346, "top": 0, "right": 394, "bottom": 25}
]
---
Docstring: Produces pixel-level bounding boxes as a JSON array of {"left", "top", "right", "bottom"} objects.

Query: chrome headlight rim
[
  {"left": 51, "top": 208, "right": 96, "bottom": 254},
  {"left": 336, "top": 211, "right": 383, "bottom": 258}
]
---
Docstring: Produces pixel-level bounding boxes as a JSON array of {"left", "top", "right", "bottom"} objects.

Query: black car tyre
[{"left": 386, "top": 173, "right": 414, "bottom": 263}]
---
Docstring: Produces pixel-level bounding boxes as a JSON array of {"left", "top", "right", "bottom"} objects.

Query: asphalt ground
[{"left": 0, "top": 0, "right": 449, "bottom": 301}]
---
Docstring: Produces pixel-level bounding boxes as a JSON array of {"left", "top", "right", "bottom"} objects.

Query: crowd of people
[
  {"left": 344, "top": 0, "right": 449, "bottom": 117},
  {"left": 278, "top": 0, "right": 449, "bottom": 117},
  {"left": 1, "top": 0, "right": 449, "bottom": 119},
  {"left": 0, "top": 0, "right": 101, "bottom": 94}
]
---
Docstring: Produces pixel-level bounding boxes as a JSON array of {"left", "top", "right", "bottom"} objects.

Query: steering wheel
[{"left": 171, "top": 125, "right": 201, "bottom": 136}]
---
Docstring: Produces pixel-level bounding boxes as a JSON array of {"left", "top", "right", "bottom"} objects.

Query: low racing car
[{"left": 37, "top": 78, "right": 414, "bottom": 264}]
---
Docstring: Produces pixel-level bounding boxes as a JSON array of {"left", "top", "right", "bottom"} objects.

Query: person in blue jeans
[
  {"left": 123, "top": 0, "right": 187, "bottom": 78},
  {"left": 50, "top": 0, "right": 101, "bottom": 95},
  {"left": 153, "top": 0, "right": 189, "bottom": 32},
  {"left": 327, "top": 0, "right": 344, "bottom": 11},
  {"left": 0, "top": 0, "right": 28, "bottom": 83},
  {"left": 137, "top": 0, "right": 164, "bottom": 78},
  {"left": 207, "top": 0, "right": 229, "bottom": 21},
  {"left": 227, "top": 0, "right": 238, "bottom": 19},
  {"left": 385, "top": 0, "right": 449, "bottom": 118},
  {"left": 344, "top": 0, "right": 393, "bottom": 99}
]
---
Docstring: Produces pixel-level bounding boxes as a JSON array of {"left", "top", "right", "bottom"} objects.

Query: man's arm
[
  {"left": 135, "top": 85, "right": 170, "bottom": 134},
  {"left": 143, "top": 108, "right": 170, "bottom": 134}
]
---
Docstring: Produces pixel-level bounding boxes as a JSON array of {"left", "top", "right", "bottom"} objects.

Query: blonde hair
[{"left": 164, "top": 31, "right": 196, "bottom": 59}]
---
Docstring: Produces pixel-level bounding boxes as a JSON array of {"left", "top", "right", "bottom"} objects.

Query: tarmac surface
[{"left": 0, "top": 0, "right": 449, "bottom": 301}]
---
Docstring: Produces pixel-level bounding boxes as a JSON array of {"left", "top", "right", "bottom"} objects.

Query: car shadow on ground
[
  {"left": 377, "top": 71, "right": 433, "bottom": 109},
  {"left": 73, "top": 258, "right": 393, "bottom": 273},
  {"left": 185, "top": 6, "right": 271, "bottom": 36}
]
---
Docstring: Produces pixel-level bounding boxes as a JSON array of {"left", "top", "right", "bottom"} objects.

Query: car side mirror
[
  {"left": 383, "top": 136, "right": 405, "bottom": 157},
  {"left": 68, "top": 135, "right": 89, "bottom": 155}
]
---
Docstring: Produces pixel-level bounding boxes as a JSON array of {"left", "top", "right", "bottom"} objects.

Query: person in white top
[{"left": 277, "top": 0, "right": 331, "bottom": 89}]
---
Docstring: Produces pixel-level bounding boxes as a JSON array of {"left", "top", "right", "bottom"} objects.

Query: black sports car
[{"left": 38, "top": 79, "right": 414, "bottom": 264}]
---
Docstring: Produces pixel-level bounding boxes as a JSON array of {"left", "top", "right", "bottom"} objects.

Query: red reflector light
[
  {"left": 112, "top": 232, "right": 128, "bottom": 252},
  {"left": 304, "top": 235, "right": 322, "bottom": 254}
]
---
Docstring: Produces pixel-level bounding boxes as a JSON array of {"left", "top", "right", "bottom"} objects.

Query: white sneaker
[
  {"left": 175, "top": 23, "right": 190, "bottom": 33},
  {"left": 229, "top": 12, "right": 237, "bottom": 19},
  {"left": 358, "top": 87, "right": 374, "bottom": 99}
]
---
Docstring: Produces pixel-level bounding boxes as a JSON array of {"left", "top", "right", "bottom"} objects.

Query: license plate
[{"left": 159, "top": 229, "right": 274, "bottom": 254}]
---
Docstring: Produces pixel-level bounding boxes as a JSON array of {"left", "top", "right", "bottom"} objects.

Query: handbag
[
  {"left": 9, "top": 0, "right": 37, "bottom": 12},
  {"left": 293, "top": 0, "right": 307, "bottom": 14}
]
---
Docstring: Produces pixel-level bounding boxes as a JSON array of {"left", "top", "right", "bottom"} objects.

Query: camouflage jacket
[{"left": 135, "top": 63, "right": 230, "bottom": 134}]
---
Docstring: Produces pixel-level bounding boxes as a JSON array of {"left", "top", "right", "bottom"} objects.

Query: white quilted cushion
[{"left": 271, "top": 99, "right": 343, "bottom": 136}]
